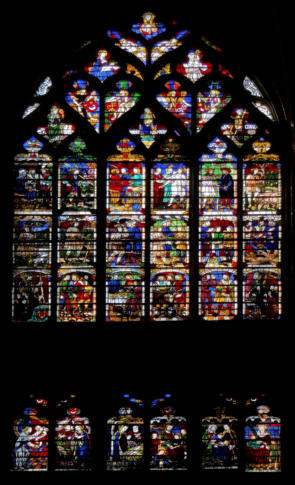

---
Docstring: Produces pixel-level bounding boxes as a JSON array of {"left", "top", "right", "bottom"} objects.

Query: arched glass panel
[
  {"left": 106, "top": 399, "right": 144, "bottom": 471},
  {"left": 11, "top": 397, "right": 49, "bottom": 471},
  {"left": 55, "top": 396, "right": 92, "bottom": 470},
  {"left": 10, "top": 10, "right": 284, "bottom": 323},
  {"left": 244, "top": 404, "right": 281, "bottom": 472},
  {"left": 150, "top": 402, "right": 187, "bottom": 470}
]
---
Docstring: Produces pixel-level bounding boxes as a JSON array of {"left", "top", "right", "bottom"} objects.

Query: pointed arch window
[{"left": 11, "top": 11, "right": 284, "bottom": 323}]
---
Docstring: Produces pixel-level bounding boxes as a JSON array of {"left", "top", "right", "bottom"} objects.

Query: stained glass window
[
  {"left": 244, "top": 404, "right": 281, "bottom": 472},
  {"left": 10, "top": 11, "right": 284, "bottom": 323},
  {"left": 201, "top": 396, "right": 238, "bottom": 469},
  {"left": 11, "top": 396, "right": 49, "bottom": 471},
  {"left": 106, "top": 397, "right": 144, "bottom": 470},
  {"left": 55, "top": 396, "right": 92, "bottom": 470},
  {"left": 150, "top": 399, "right": 187, "bottom": 470}
]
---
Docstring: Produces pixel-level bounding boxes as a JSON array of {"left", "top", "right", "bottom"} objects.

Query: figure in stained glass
[
  {"left": 65, "top": 80, "right": 100, "bottom": 132},
  {"left": 199, "top": 217, "right": 237, "bottom": 268},
  {"left": 105, "top": 81, "right": 140, "bottom": 131},
  {"left": 221, "top": 107, "right": 258, "bottom": 147},
  {"left": 12, "top": 270, "right": 50, "bottom": 322},
  {"left": 243, "top": 269, "right": 281, "bottom": 319},
  {"left": 37, "top": 104, "right": 75, "bottom": 145},
  {"left": 14, "top": 163, "right": 52, "bottom": 213},
  {"left": 151, "top": 31, "right": 189, "bottom": 63},
  {"left": 107, "top": 162, "right": 145, "bottom": 213},
  {"left": 106, "top": 216, "right": 144, "bottom": 267},
  {"left": 151, "top": 163, "right": 189, "bottom": 213},
  {"left": 106, "top": 269, "right": 144, "bottom": 321},
  {"left": 151, "top": 270, "right": 189, "bottom": 321},
  {"left": 157, "top": 81, "right": 192, "bottom": 132},
  {"left": 151, "top": 216, "right": 189, "bottom": 268},
  {"left": 58, "top": 215, "right": 96, "bottom": 266},
  {"left": 57, "top": 269, "right": 96, "bottom": 322},
  {"left": 177, "top": 49, "right": 212, "bottom": 83},
  {"left": 84, "top": 49, "right": 120, "bottom": 82},
  {"left": 245, "top": 405, "right": 281, "bottom": 472},
  {"left": 107, "top": 407, "right": 144, "bottom": 470},
  {"left": 55, "top": 408, "right": 91, "bottom": 470},
  {"left": 107, "top": 30, "right": 147, "bottom": 64},
  {"left": 58, "top": 162, "right": 96, "bottom": 211},
  {"left": 150, "top": 406, "right": 187, "bottom": 470},
  {"left": 196, "top": 81, "right": 231, "bottom": 131},
  {"left": 132, "top": 12, "right": 166, "bottom": 39},
  {"left": 12, "top": 406, "right": 48, "bottom": 471},
  {"left": 13, "top": 215, "right": 51, "bottom": 268},
  {"left": 129, "top": 108, "right": 167, "bottom": 148},
  {"left": 200, "top": 270, "right": 237, "bottom": 320}
]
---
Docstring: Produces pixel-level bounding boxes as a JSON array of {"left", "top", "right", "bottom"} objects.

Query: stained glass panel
[
  {"left": 107, "top": 406, "right": 144, "bottom": 470},
  {"left": 37, "top": 104, "right": 75, "bottom": 145},
  {"left": 201, "top": 416, "right": 238, "bottom": 469},
  {"left": 107, "top": 31, "right": 147, "bottom": 64},
  {"left": 11, "top": 401, "right": 49, "bottom": 471},
  {"left": 151, "top": 31, "right": 189, "bottom": 63},
  {"left": 176, "top": 49, "right": 212, "bottom": 83},
  {"left": 55, "top": 407, "right": 92, "bottom": 470},
  {"left": 242, "top": 139, "right": 281, "bottom": 319},
  {"left": 84, "top": 49, "right": 120, "bottom": 82},
  {"left": 150, "top": 406, "right": 187, "bottom": 470},
  {"left": 245, "top": 405, "right": 281, "bottom": 472},
  {"left": 58, "top": 215, "right": 96, "bottom": 266},
  {"left": 157, "top": 81, "right": 192, "bottom": 132},
  {"left": 196, "top": 81, "right": 231, "bottom": 132},
  {"left": 221, "top": 107, "right": 258, "bottom": 147},
  {"left": 13, "top": 215, "right": 52, "bottom": 268},
  {"left": 65, "top": 80, "right": 100, "bottom": 132},
  {"left": 129, "top": 108, "right": 167, "bottom": 148},
  {"left": 132, "top": 12, "right": 166, "bottom": 39},
  {"left": 106, "top": 139, "right": 145, "bottom": 321},
  {"left": 105, "top": 81, "right": 140, "bottom": 131}
]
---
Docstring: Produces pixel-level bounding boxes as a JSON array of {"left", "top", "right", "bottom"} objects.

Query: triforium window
[{"left": 11, "top": 11, "right": 284, "bottom": 323}]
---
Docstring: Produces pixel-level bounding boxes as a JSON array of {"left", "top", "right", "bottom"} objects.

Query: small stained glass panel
[
  {"left": 12, "top": 405, "right": 49, "bottom": 471},
  {"left": 55, "top": 410, "right": 92, "bottom": 470},
  {"left": 57, "top": 269, "right": 96, "bottom": 322},
  {"left": 107, "top": 407, "right": 144, "bottom": 470}
]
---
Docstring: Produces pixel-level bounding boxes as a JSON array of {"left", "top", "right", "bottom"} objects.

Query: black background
[{"left": 2, "top": 0, "right": 294, "bottom": 482}]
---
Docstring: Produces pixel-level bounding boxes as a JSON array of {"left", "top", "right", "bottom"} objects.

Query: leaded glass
[
  {"left": 151, "top": 31, "right": 189, "bottom": 63},
  {"left": 65, "top": 80, "right": 100, "bottom": 132},
  {"left": 245, "top": 405, "right": 281, "bottom": 472},
  {"left": 196, "top": 81, "right": 231, "bottom": 132},
  {"left": 107, "top": 31, "right": 147, "bottom": 64},
  {"left": 150, "top": 405, "right": 187, "bottom": 470},
  {"left": 10, "top": 10, "right": 283, "bottom": 324},
  {"left": 129, "top": 108, "right": 167, "bottom": 149},
  {"left": 84, "top": 49, "right": 120, "bottom": 81},
  {"left": 221, "top": 107, "right": 258, "bottom": 147},
  {"left": 176, "top": 49, "right": 212, "bottom": 83},
  {"left": 157, "top": 81, "right": 192, "bottom": 132},
  {"left": 11, "top": 398, "right": 49, "bottom": 471},
  {"left": 107, "top": 406, "right": 144, "bottom": 471},
  {"left": 37, "top": 104, "right": 75, "bottom": 145},
  {"left": 104, "top": 81, "right": 140, "bottom": 131},
  {"left": 201, "top": 407, "right": 238, "bottom": 469},
  {"left": 55, "top": 405, "right": 92, "bottom": 470},
  {"left": 106, "top": 139, "right": 145, "bottom": 321},
  {"left": 57, "top": 268, "right": 96, "bottom": 322}
]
